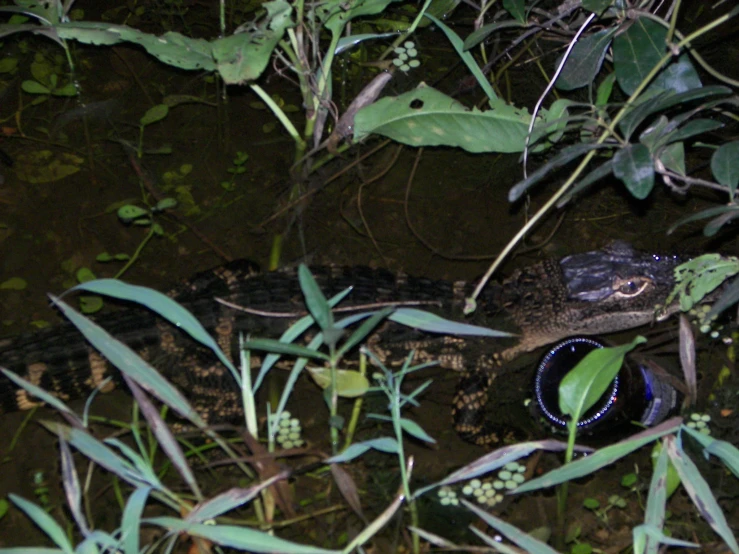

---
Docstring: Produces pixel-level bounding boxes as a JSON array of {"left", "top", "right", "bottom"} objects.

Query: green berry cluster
[
  {"left": 690, "top": 304, "right": 723, "bottom": 339},
  {"left": 271, "top": 411, "right": 305, "bottom": 448},
  {"left": 457, "top": 462, "right": 527, "bottom": 508},
  {"left": 437, "top": 485, "right": 459, "bottom": 506},
  {"left": 687, "top": 412, "right": 711, "bottom": 435},
  {"left": 392, "top": 41, "right": 420, "bottom": 72}
]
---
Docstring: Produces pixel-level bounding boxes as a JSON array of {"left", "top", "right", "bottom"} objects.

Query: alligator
[{"left": 0, "top": 242, "right": 683, "bottom": 445}]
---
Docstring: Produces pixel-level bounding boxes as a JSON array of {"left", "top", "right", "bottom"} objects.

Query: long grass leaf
[
  {"left": 50, "top": 296, "right": 204, "bottom": 426},
  {"left": 641, "top": 440, "right": 669, "bottom": 554},
  {"left": 145, "top": 517, "right": 341, "bottom": 553},
  {"left": 187, "top": 472, "right": 289, "bottom": 522},
  {"left": 123, "top": 376, "right": 200, "bottom": 499},
  {"left": 514, "top": 418, "right": 682, "bottom": 493},
  {"left": 251, "top": 289, "right": 352, "bottom": 392},
  {"left": 39, "top": 421, "right": 146, "bottom": 488},
  {"left": 0, "top": 368, "right": 82, "bottom": 426},
  {"left": 414, "top": 439, "right": 580, "bottom": 498},
  {"left": 665, "top": 435, "right": 739, "bottom": 554},
  {"left": 463, "top": 500, "right": 559, "bottom": 554},
  {"left": 8, "top": 495, "right": 74, "bottom": 554},
  {"left": 682, "top": 425, "right": 739, "bottom": 478},
  {"left": 70, "top": 280, "right": 239, "bottom": 385},
  {"left": 390, "top": 308, "right": 511, "bottom": 337},
  {"left": 327, "top": 438, "right": 399, "bottom": 462},
  {"left": 59, "top": 438, "right": 88, "bottom": 536},
  {"left": 298, "top": 265, "right": 334, "bottom": 332},
  {"left": 423, "top": 13, "right": 497, "bottom": 102},
  {"left": 121, "top": 487, "right": 151, "bottom": 554}
]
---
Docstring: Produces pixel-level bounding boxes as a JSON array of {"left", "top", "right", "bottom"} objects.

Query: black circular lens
[{"left": 534, "top": 337, "right": 618, "bottom": 431}]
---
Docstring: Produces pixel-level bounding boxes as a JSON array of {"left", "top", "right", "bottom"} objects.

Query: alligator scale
[{"left": 0, "top": 242, "right": 681, "bottom": 445}]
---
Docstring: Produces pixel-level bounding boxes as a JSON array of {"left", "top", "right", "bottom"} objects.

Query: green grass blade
[
  {"left": 0, "top": 368, "right": 82, "bottom": 426},
  {"left": 462, "top": 500, "right": 559, "bottom": 554},
  {"left": 514, "top": 418, "right": 681, "bottom": 493},
  {"left": 683, "top": 425, "right": 739, "bottom": 479},
  {"left": 121, "top": 487, "right": 151, "bottom": 554},
  {"left": 665, "top": 435, "right": 739, "bottom": 554},
  {"left": 71, "top": 280, "right": 239, "bottom": 385},
  {"left": 298, "top": 264, "right": 334, "bottom": 333},
  {"left": 51, "top": 295, "right": 204, "bottom": 426},
  {"left": 390, "top": 308, "right": 511, "bottom": 337},
  {"left": 145, "top": 517, "right": 341, "bottom": 553},
  {"left": 8, "top": 495, "right": 74, "bottom": 554}
]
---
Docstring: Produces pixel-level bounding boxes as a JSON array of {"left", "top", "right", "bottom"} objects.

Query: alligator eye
[{"left": 614, "top": 277, "right": 650, "bottom": 297}]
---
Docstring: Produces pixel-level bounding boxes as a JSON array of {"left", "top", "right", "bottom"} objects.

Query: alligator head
[{"left": 493, "top": 241, "right": 682, "bottom": 360}]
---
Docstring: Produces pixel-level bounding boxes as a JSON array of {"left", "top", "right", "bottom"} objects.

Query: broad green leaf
[
  {"left": 582, "top": 0, "right": 613, "bottom": 14},
  {"left": 306, "top": 366, "right": 370, "bottom": 397},
  {"left": 13, "top": 150, "right": 84, "bottom": 183},
  {"left": 117, "top": 204, "right": 148, "bottom": 222},
  {"left": 399, "top": 417, "right": 435, "bottom": 443},
  {"left": 56, "top": 22, "right": 214, "bottom": 69},
  {"left": 658, "top": 142, "right": 685, "bottom": 177},
  {"left": 613, "top": 17, "right": 701, "bottom": 96},
  {"left": 0, "top": 277, "right": 27, "bottom": 290},
  {"left": 8, "top": 495, "right": 73, "bottom": 554},
  {"left": 145, "top": 517, "right": 341, "bottom": 553},
  {"left": 355, "top": 84, "right": 533, "bottom": 153},
  {"left": 665, "top": 254, "right": 739, "bottom": 311},
  {"left": 619, "top": 86, "right": 730, "bottom": 140},
  {"left": 596, "top": 72, "right": 617, "bottom": 106},
  {"left": 213, "top": 1, "right": 293, "bottom": 84},
  {"left": 327, "top": 437, "right": 400, "bottom": 462},
  {"left": 558, "top": 336, "right": 646, "bottom": 421},
  {"left": 613, "top": 143, "right": 654, "bottom": 199},
  {"left": 711, "top": 141, "right": 739, "bottom": 194},
  {"left": 542, "top": 99, "right": 573, "bottom": 144},
  {"left": 502, "top": 0, "right": 526, "bottom": 24},
  {"left": 665, "top": 435, "right": 739, "bottom": 554},
  {"left": 661, "top": 118, "right": 723, "bottom": 146},
  {"left": 21, "top": 79, "right": 50, "bottom": 95},
  {"left": 555, "top": 28, "right": 617, "bottom": 91},
  {"left": 140, "top": 104, "right": 168, "bottom": 126}
]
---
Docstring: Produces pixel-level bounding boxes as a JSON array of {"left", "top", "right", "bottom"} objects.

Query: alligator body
[{"left": 0, "top": 242, "right": 682, "bottom": 444}]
